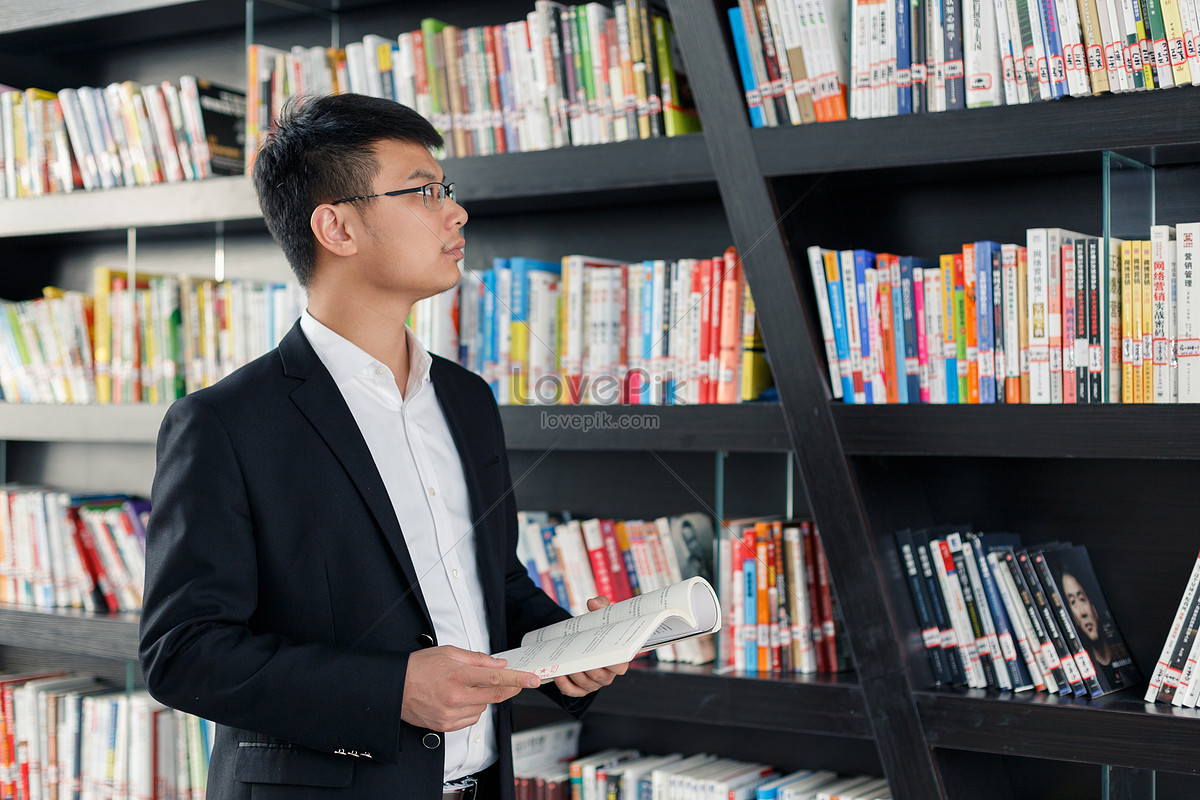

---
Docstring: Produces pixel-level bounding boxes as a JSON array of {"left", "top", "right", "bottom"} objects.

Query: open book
[{"left": 494, "top": 577, "right": 721, "bottom": 682}]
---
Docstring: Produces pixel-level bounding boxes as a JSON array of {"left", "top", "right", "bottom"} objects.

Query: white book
[
  {"left": 1003, "top": 0, "right": 1032, "bottom": 101},
  {"left": 361, "top": 34, "right": 393, "bottom": 99},
  {"left": 989, "top": 551, "right": 1050, "bottom": 691},
  {"left": 1054, "top": 0, "right": 1089, "bottom": 95},
  {"left": 395, "top": 33, "right": 417, "bottom": 108},
  {"left": 1151, "top": 224, "right": 1177, "bottom": 402},
  {"left": 553, "top": 520, "right": 597, "bottom": 616},
  {"left": 1176, "top": 223, "right": 1200, "bottom": 400},
  {"left": 1146, "top": 552, "right": 1200, "bottom": 701},
  {"left": 1026, "top": 228, "right": 1051, "bottom": 402},
  {"left": 778, "top": 769, "right": 839, "bottom": 800},
  {"left": 991, "top": 0, "right": 1020, "bottom": 103},
  {"left": 494, "top": 576, "right": 720, "bottom": 682},
  {"left": 807, "top": 246, "right": 845, "bottom": 398},
  {"left": 840, "top": 250, "right": 866, "bottom": 403},
  {"left": 864, "top": 267, "right": 885, "bottom": 402},
  {"left": 922, "top": 267, "right": 947, "bottom": 403},
  {"left": 965, "top": 0, "right": 1005, "bottom": 106},
  {"left": 930, "top": 537, "right": 987, "bottom": 688}
]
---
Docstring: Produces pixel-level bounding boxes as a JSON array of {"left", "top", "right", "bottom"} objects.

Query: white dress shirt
[{"left": 300, "top": 311, "right": 495, "bottom": 781}]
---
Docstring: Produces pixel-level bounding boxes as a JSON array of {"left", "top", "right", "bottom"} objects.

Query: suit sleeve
[{"left": 138, "top": 394, "right": 411, "bottom": 761}]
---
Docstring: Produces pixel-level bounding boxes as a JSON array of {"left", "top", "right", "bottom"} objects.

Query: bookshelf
[
  {"left": 6, "top": 0, "right": 1200, "bottom": 798},
  {"left": 669, "top": 0, "right": 1200, "bottom": 797}
]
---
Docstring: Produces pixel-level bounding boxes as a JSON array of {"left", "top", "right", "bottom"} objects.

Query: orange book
[
  {"left": 1017, "top": 247, "right": 1030, "bottom": 403},
  {"left": 962, "top": 244, "right": 980, "bottom": 403},
  {"left": 876, "top": 255, "right": 899, "bottom": 403},
  {"left": 1142, "top": 239, "right": 1154, "bottom": 403},
  {"left": 755, "top": 527, "right": 770, "bottom": 673}
]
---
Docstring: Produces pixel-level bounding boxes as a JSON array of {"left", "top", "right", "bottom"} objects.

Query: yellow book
[
  {"left": 93, "top": 267, "right": 118, "bottom": 404},
  {"left": 740, "top": 284, "right": 772, "bottom": 401},
  {"left": 1121, "top": 241, "right": 1134, "bottom": 403},
  {"left": 22, "top": 88, "right": 57, "bottom": 196},
  {"left": 1017, "top": 247, "right": 1030, "bottom": 403},
  {"left": 1142, "top": 239, "right": 1154, "bottom": 402},
  {"left": 1159, "top": 0, "right": 1193, "bottom": 85},
  {"left": 1131, "top": 240, "right": 1144, "bottom": 402},
  {"left": 940, "top": 254, "right": 959, "bottom": 403}
]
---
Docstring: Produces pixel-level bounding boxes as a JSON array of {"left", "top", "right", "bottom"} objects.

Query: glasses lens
[{"left": 423, "top": 183, "right": 444, "bottom": 210}]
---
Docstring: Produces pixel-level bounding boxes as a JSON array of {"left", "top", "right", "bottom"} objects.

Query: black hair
[{"left": 252, "top": 93, "right": 443, "bottom": 287}]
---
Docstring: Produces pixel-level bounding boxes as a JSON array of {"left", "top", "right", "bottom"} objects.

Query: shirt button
[
  {"left": 428, "top": 486, "right": 436, "bottom": 496},
  {"left": 473, "top": 733, "right": 481, "bottom": 744},
  {"left": 375, "top": 367, "right": 386, "bottom": 376},
  {"left": 452, "top": 569, "right": 460, "bottom": 579}
]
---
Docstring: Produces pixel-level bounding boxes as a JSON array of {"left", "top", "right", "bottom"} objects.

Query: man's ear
[{"left": 311, "top": 204, "right": 360, "bottom": 258}]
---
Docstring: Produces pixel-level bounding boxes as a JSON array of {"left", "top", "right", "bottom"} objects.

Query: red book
[
  {"left": 66, "top": 504, "right": 119, "bottom": 613},
  {"left": 597, "top": 520, "right": 634, "bottom": 602},
  {"left": 814, "top": 526, "right": 838, "bottom": 671},
  {"left": 579, "top": 519, "right": 617, "bottom": 604},
  {"left": 802, "top": 522, "right": 825, "bottom": 671}
]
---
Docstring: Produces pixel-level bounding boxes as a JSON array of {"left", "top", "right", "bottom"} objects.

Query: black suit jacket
[{"left": 139, "top": 323, "right": 586, "bottom": 800}]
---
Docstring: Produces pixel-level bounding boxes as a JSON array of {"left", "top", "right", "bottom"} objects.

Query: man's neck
[{"left": 307, "top": 293, "right": 414, "bottom": 395}]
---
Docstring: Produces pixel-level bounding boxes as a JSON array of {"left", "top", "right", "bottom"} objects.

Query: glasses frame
[{"left": 329, "top": 181, "right": 455, "bottom": 210}]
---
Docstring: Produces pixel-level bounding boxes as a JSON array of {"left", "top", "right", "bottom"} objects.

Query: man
[{"left": 139, "top": 93, "right": 626, "bottom": 800}]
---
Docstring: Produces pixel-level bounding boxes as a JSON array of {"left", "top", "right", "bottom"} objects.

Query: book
[
  {"left": 1040, "top": 544, "right": 1141, "bottom": 696},
  {"left": 492, "top": 576, "right": 720, "bottom": 682}
]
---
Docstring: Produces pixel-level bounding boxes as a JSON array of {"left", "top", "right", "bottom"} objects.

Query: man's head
[{"left": 252, "top": 93, "right": 444, "bottom": 287}]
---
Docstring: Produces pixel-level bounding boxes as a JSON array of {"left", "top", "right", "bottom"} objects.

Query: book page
[
  {"left": 493, "top": 576, "right": 721, "bottom": 681},
  {"left": 523, "top": 576, "right": 718, "bottom": 645}
]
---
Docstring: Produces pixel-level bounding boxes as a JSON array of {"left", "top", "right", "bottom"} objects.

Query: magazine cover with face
[{"left": 1042, "top": 544, "right": 1142, "bottom": 695}]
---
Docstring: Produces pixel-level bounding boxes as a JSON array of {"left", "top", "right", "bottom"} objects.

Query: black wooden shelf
[
  {"left": 832, "top": 404, "right": 1200, "bottom": 459},
  {"left": 518, "top": 660, "right": 871, "bottom": 739},
  {"left": 915, "top": 688, "right": 1200, "bottom": 775},
  {"left": 499, "top": 403, "right": 789, "bottom": 452},
  {"left": 0, "top": 604, "right": 140, "bottom": 661},
  {"left": 754, "top": 88, "right": 1200, "bottom": 179}
]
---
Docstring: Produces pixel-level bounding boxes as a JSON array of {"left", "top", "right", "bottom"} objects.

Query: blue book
[
  {"left": 969, "top": 533, "right": 1036, "bottom": 692},
  {"left": 974, "top": 242, "right": 1000, "bottom": 403},
  {"left": 1037, "top": 0, "right": 1069, "bottom": 98},
  {"left": 853, "top": 250, "right": 876, "bottom": 404},
  {"left": 640, "top": 261, "right": 656, "bottom": 404},
  {"left": 900, "top": 256, "right": 934, "bottom": 402},
  {"left": 744, "top": 555, "right": 758, "bottom": 672},
  {"left": 481, "top": 269, "right": 498, "bottom": 399},
  {"left": 728, "top": 8, "right": 767, "bottom": 128},
  {"left": 539, "top": 526, "right": 572, "bottom": 610},
  {"left": 896, "top": 0, "right": 913, "bottom": 114}
]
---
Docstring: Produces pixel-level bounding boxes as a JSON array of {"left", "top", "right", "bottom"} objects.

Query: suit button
[
  {"left": 422, "top": 733, "right": 441, "bottom": 749},
  {"left": 418, "top": 633, "right": 435, "bottom": 647}
]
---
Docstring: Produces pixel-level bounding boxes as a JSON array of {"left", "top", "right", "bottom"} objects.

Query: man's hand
[
  {"left": 552, "top": 596, "right": 631, "bottom": 698},
  {"left": 402, "top": 645, "right": 539, "bottom": 732}
]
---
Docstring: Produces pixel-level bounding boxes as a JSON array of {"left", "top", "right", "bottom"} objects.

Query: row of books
[
  {"left": 245, "top": 1, "right": 699, "bottom": 171},
  {"left": 732, "top": 0, "right": 1200, "bottom": 129},
  {"left": 895, "top": 527, "right": 1141, "bottom": 696},
  {"left": 847, "top": 0, "right": 1200, "bottom": 117},
  {"left": 1145, "top": 549, "right": 1200, "bottom": 706},
  {"left": 807, "top": 223, "right": 1200, "bottom": 404},
  {"left": 516, "top": 510, "right": 717, "bottom": 664},
  {"left": 511, "top": 721, "right": 890, "bottom": 800},
  {"left": 0, "top": 268, "right": 303, "bottom": 405},
  {"left": 0, "top": 486, "right": 149, "bottom": 613},
  {"left": 0, "top": 78, "right": 245, "bottom": 199},
  {"left": 1, "top": 673, "right": 211, "bottom": 800},
  {"left": 412, "top": 247, "right": 773, "bottom": 406},
  {"left": 718, "top": 518, "right": 846, "bottom": 675}
]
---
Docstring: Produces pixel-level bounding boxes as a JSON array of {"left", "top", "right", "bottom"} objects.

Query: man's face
[
  {"left": 1063, "top": 573, "right": 1099, "bottom": 643},
  {"left": 350, "top": 139, "right": 468, "bottom": 304}
]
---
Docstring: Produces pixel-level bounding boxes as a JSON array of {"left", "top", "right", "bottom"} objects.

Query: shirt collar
[{"left": 300, "top": 310, "right": 433, "bottom": 396}]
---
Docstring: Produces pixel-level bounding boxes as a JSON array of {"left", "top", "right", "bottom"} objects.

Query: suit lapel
[{"left": 279, "top": 324, "right": 433, "bottom": 630}]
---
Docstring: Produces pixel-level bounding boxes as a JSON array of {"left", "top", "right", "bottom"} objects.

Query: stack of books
[
  {"left": 895, "top": 526, "right": 1141, "bottom": 696},
  {"left": 717, "top": 518, "right": 848, "bottom": 675}
]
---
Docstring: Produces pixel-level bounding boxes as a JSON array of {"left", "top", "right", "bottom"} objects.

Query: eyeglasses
[{"left": 329, "top": 181, "right": 455, "bottom": 211}]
